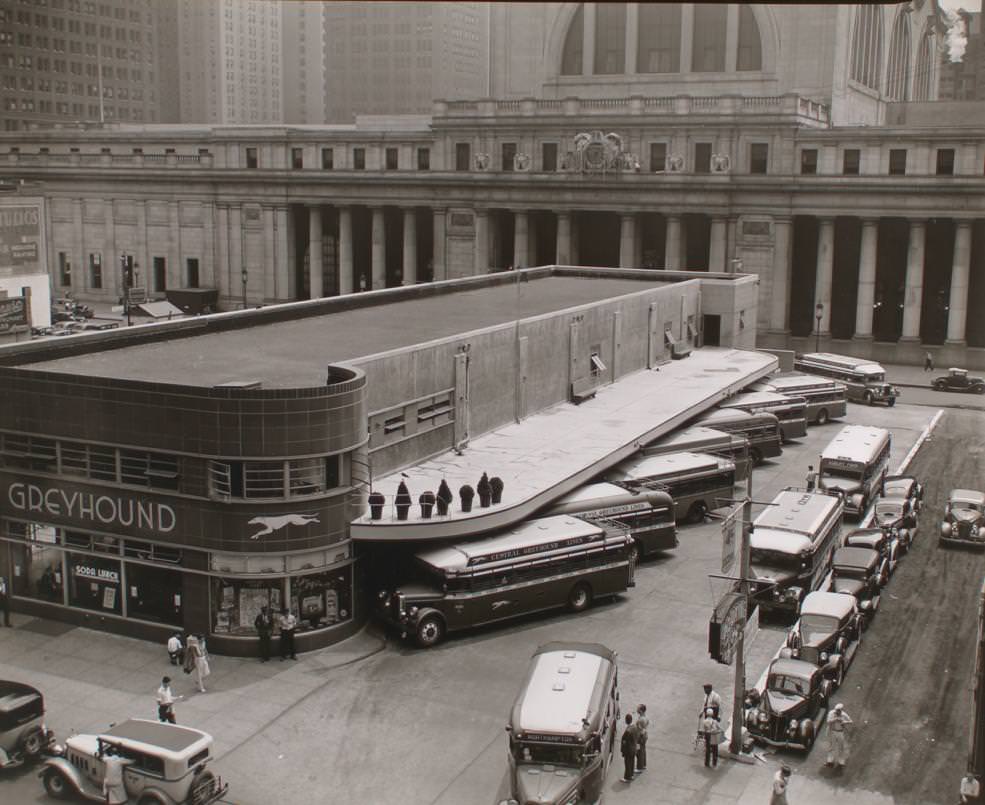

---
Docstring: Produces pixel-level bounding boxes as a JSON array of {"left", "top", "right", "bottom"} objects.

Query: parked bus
[
  {"left": 818, "top": 425, "right": 892, "bottom": 518},
  {"left": 793, "top": 352, "right": 900, "bottom": 407},
  {"left": 606, "top": 451, "right": 736, "bottom": 524},
  {"left": 375, "top": 515, "right": 634, "bottom": 647},
  {"left": 719, "top": 390, "right": 807, "bottom": 443},
  {"left": 643, "top": 425, "right": 752, "bottom": 482},
  {"left": 692, "top": 408, "right": 783, "bottom": 466},
  {"left": 749, "top": 374, "right": 848, "bottom": 425},
  {"left": 749, "top": 488, "right": 844, "bottom": 619},
  {"left": 505, "top": 642, "right": 619, "bottom": 805},
  {"left": 545, "top": 482, "right": 677, "bottom": 561}
]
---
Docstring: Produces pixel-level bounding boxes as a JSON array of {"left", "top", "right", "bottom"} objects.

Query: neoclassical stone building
[{"left": 2, "top": 2, "right": 984, "bottom": 365}]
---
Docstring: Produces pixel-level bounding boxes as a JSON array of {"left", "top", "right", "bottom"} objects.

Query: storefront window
[
  {"left": 67, "top": 552, "right": 122, "bottom": 615},
  {"left": 212, "top": 578, "right": 284, "bottom": 636},
  {"left": 290, "top": 567, "right": 352, "bottom": 631},
  {"left": 126, "top": 562, "right": 182, "bottom": 626},
  {"left": 8, "top": 524, "right": 65, "bottom": 603}
]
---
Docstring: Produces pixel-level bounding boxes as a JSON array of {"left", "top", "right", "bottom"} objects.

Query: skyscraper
[{"left": 282, "top": 1, "right": 325, "bottom": 124}]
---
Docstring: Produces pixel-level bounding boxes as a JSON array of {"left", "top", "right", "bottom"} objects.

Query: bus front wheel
[
  {"left": 864, "top": 391, "right": 874, "bottom": 405},
  {"left": 415, "top": 614, "right": 445, "bottom": 648},
  {"left": 750, "top": 447, "right": 763, "bottom": 466},
  {"left": 687, "top": 502, "right": 708, "bottom": 524},
  {"left": 815, "top": 408, "right": 829, "bottom": 426},
  {"left": 568, "top": 583, "right": 593, "bottom": 613}
]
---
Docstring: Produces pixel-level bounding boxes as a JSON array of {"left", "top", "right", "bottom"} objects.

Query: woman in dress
[{"left": 184, "top": 634, "right": 210, "bottom": 693}]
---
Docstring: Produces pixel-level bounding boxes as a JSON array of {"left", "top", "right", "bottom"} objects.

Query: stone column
[
  {"left": 625, "top": 3, "right": 639, "bottom": 74},
  {"left": 474, "top": 209, "right": 490, "bottom": 274},
  {"left": 274, "top": 205, "right": 290, "bottom": 300},
  {"left": 308, "top": 205, "right": 323, "bottom": 299},
  {"left": 634, "top": 218, "right": 644, "bottom": 267},
  {"left": 263, "top": 206, "right": 276, "bottom": 301},
  {"left": 582, "top": 3, "right": 596, "bottom": 76},
  {"left": 513, "top": 210, "right": 529, "bottom": 268},
  {"left": 229, "top": 205, "right": 243, "bottom": 304},
  {"left": 402, "top": 207, "right": 417, "bottom": 285},
  {"left": 853, "top": 218, "right": 879, "bottom": 338},
  {"left": 104, "top": 198, "right": 118, "bottom": 297},
  {"left": 946, "top": 219, "right": 973, "bottom": 343},
  {"left": 680, "top": 3, "right": 694, "bottom": 72},
  {"left": 556, "top": 211, "right": 572, "bottom": 265},
  {"left": 201, "top": 201, "right": 215, "bottom": 291},
  {"left": 725, "top": 3, "right": 739, "bottom": 72},
  {"left": 371, "top": 206, "right": 385, "bottom": 289},
  {"left": 619, "top": 213, "right": 636, "bottom": 268},
  {"left": 709, "top": 216, "right": 728, "bottom": 272},
  {"left": 900, "top": 220, "right": 926, "bottom": 341},
  {"left": 664, "top": 214, "right": 682, "bottom": 269},
  {"left": 339, "top": 206, "right": 353, "bottom": 294},
  {"left": 216, "top": 204, "right": 229, "bottom": 299},
  {"left": 72, "top": 198, "right": 84, "bottom": 291},
  {"left": 136, "top": 199, "right": 148, "bottom": 286},
  {"left": 813, "top": 217, "right": 835, "bottom": 335},
  {"left": 432, "top": 208, "right": 447, "bottom": 281},
  {"left": 168, "top": 200, "right": 180, "bottom": 291},
  {"left": 769, "top": 218, "right": 792, "bottom": 332}
]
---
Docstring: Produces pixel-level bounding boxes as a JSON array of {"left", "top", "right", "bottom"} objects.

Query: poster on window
[
  {"left": 102, "top": 585, "right": 117, "bottom": 610},
  {"left": 238, "top": 588, "right": 270, "bottom": 630}
]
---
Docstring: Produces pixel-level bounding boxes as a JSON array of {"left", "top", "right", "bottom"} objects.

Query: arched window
[
  {"left": 692, "top": 4, "right": 727, "bottom": 72},
  {"left": 913, "top": 26, "right": 934, "bottom": 101},
  {"left": 736, "top": 4, "right": 762, "bottom": 71},
  {"left": 595, "top": 3, "right": 627, "bottom": 75},
  {"left": 561, "top": 4, "right": 584, "bottom": 75},
  {"left": 638, "top": 3, "right": 681, "bottom": 72},
  {"left": 886, "top": 10, "right": 911, "bottom": 100},
  {"left": 850, "top": 5, "right": 883, "bottom": 90}
]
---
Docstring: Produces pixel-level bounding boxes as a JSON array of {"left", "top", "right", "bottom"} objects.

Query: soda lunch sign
[{"left": 7, "top": 482, "right": 176, "bottom": 533}]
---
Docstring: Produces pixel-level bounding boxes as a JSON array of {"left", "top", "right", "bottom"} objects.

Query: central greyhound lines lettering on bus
[
  {"left": 7, "top": 482, "right": 176, "bottom": 532},
  {"left": 248, "top": 514, "right": 320, "bottom": 540}
]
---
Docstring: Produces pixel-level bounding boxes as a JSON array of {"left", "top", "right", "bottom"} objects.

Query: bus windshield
[
  {"left": 515, "top": 742, "right": 583, "bottom": 767},
  {"left": 820, "top": 463, "right": 863, "bottom": 480},
  {"left": 861, "top": 371, "right": 885, "bottom": 382},
  {"left": 750, "top": 548, "right": 803, "bottom": 570}
]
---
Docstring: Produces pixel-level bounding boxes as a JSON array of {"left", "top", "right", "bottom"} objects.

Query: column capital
[{"left": 859, "top": 217, "right": 880, "bottom": 227}]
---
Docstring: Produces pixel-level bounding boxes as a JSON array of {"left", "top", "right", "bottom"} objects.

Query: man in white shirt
[
  {"left": 156, "top": 676, "right": 177, "bottom": 723},
  {"left": 167, "top": 633, "right": 184, "bottom": 666},
  {"left": 960, "top": 771, "right": 980, "bottom": 803},
  {"left": 279, "top": 608, "right": 298, "bottom": 660},
  {"left": 101, "top": 747, "right": 133, "bottom": 805},
  {"left": 826, "top": 703, "right": 853, "bottom": 768},
  {"left": 701, "top": 683, "right": 722, "bottom": 719}
]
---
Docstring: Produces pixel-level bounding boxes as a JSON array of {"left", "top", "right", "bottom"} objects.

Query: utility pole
[{"left": 729, "top": 446, "right": 754, "bottom": 754}]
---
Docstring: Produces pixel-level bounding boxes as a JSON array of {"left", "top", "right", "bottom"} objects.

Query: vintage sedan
[
  {"left": 940, "top": 489, "right": 985, "bottom": 549},
  {"left": 882, "top": 475, "right": 924, "bottom": 509},
  {"left": 783, "top": 591, "right": 862, "bottom": 689},
  {"left": 744, "top": 658, "right": 832, "bottom": 750},
  {"left": 0, "top": 681, "right": 56, "bottom": 770},
  {"left": 873, "top": 498, "right": 918, "bottom": 552},
  {"left": 830, "top": 547, "right": 884, "bottom": 627},
  {"left": 932, "top": 368, "right": 985, "bottom": 394},
  {"left": 844, "top": 527, "right": 900, "bottom": 576}
]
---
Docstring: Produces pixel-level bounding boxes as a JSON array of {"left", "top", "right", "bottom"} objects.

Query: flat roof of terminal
[{"left": 24, "top": 275, "right": 665, "bottom": 387}]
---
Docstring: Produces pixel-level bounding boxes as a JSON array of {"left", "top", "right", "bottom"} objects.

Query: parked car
[
  {"left": 844, "top": 527, "right": 901, "bottom": 575},
  {"left": 932, "top": 368, "right": 985, "bottom": 394},
  {"left": 40, "top": 719, "right": 227, "bottom": 804},
  {"left": 783, "top": 591, "right": 862, "bottom": 689},
  {"left": 830, "top": 547, "right": 884, "bottom": 628},
  {"left": 940, "top": 489, "right": 985, "bottom": 549},
  {"left": 0, "top": 681, "right": 56, "bottom": 770},
  {"left": 744, "top": 658, "right": 832, "bottom": 750},
  {"left": 881, "top": 475, "right": 923, "bottom": 511},
  {"left": 872, "top": 497, "right": 918, "bottom": 552}
]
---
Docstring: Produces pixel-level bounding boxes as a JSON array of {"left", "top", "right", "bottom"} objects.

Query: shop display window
[
  {"left": 212, "top": 578, "right": 284, "bottom": 636},
  {"left": 67, "top": 552, "right": 122, "bottom": 615},
  {"left": 290, "top": 566, "right": 352, "bottom": 631},
  {"left": 8, "top": 524, "right": 65, "bottom": 604},
  {"left": 126, "top": 562, "right": 182, "bottom": 626}
]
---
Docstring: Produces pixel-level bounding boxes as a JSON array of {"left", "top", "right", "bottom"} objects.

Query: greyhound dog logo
[{"left": 248, "top": 514, "right": 320, "bottom": 540}]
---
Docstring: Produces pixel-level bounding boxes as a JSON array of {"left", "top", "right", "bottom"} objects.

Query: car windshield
[
  {"left": 957, "top": 502, "right": 982, "bottom": 513},
  {"left": 799, "top": 613, "right": 839, "bottom": 643},
  {"left": 834, "top": 564, "right": 866, "bottom": 579},
  {"left": 768, "top": 674, "right": 809, "bottom": 697},
  {"left": 876, "top": 502, "right": 902, "bottom": 516},
  {"left": 883, "top": 481, "right": 910, "bottom": 496},
  {"left": 514, "top": 742, "right": 583, "bottom": 767}
]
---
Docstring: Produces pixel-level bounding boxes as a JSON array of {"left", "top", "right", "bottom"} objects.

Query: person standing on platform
[
  {"left": 0, "top": 574, "right": 10, "bottom": 627},
  {"left": 825, "top": 703, "right": 853, "bottom": 768},
  {"left": 770, "top": 764, "right": 792, "bottom": 805},
  {"left": 700, "top": 708, "right": 722, "bottom": 768},
  {"left": 961, "top": 771, "right": 981, "bottom": 804},
  {"left": 280, "top": 607, "right": 298, "bottom": 660},
  {"left": 620, "top": 714, "right": 638, "bottom": 783},
  {"left": 254, "top": 605, "right": 274, "bottom": 662},
  {"left": 805, "top": 465, "right": 817, "bottom": 492},
  {"left": 101, "top": 746, "right": 134, "bottom": 805},
  {"left": 701, "top": 683, "right": 722, "bottom": 719},
  {"left": 925, "top": 351, "right": 934, "bottom": 372},
  {"left": 635, "top": 704, "right": 649, "bottom": 772},
  {"left": 156, "top": 676, "right": 178, "bottom": 723}
]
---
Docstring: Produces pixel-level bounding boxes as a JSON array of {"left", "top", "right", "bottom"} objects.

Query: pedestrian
[
  {"left": 770, "top": 764, "right": 792, "bottom": 805},
  {"left": 620, "top": 713, "right": 638, "bottom": 783},
  {"left": 961, "top": 771, "right": 981, "bottom": 804},
  {"left": 635, "top": 704, "right": 649, "bottom": 772},
  {"left": 167, "top": 632, "right": 184, "bottom": 666},
  {"left": 184, "top": 634, "right": 210, "bottom": 693},
  {"left": 254, "top": 605, "right": 274, "bottom": 662},
  {"left": 101, "top": 745, "right": 134, "bottom": 805},
  {"left": 805, "top": 465, "right": 817, "bottom": 492},
  {"left": 701, "top": 683, "right": 722, "bottom": 719},
  {"left": 156, "top": 676, "right": 178, "bottom": 723},
  {"left": 925, "top": 351, "right": 934, "bottom": 372},
  {"left": 280, "top": 607, "right": 298, "bottom": 660},
  {"left": 359, "top": 273, "right": 368, "bottom": 292},
  {"left": 0, "top": 574, "right": 10, "bottom": 627},
  {"left": 825, "top": 702, "right": 853, "bottom": 768},
  {"left": 701, "top": 708, "right": 723, "bottom": 768}
]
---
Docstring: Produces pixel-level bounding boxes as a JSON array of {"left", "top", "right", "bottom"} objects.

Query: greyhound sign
[{"left": 248, "top": 513, "right": 320, "bottom": 540}]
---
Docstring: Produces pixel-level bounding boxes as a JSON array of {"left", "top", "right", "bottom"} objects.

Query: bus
[
  {"left": 793, "top": 353, "right": 900, "bottom": 407},
  {"left": 749, "top": 488, "right": 844, "bottom": 619},
  {"left": 505, "top": 642, "right": 619, "bottom": 805},
  {"left": 606, "top": 451, "right": 736, "bottom": 524},
  {"left": 545, "top": 482, "right": 677, "bottom": 561},
  {"left": 643, "top": 425, "right": 752, "bottom": 482},
  {"left": 749, "top": 373, "right": 848, "bottom": 425},
  {"left": 375, "top": 515, "right": 634, "bottom": 647},
  {"left": 719, "top": 390, "right": 807, "bottom": 443},
  {"left": 692, "top": 408, "right": 783, "bottom": 466},
  {"left": 818, "top": 425, "right": 892, "bottom": 518}
]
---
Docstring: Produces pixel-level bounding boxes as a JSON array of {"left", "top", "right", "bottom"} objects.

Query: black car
[
  {"left": 0, "top": 681, "right": 56, "bottom": 769},
  {"left": 872, "top": 498, "right": 918, "bottom": 552},
  {"left": 830, "top": 546, "right": 884, "bottom": 627},
  {"left": 940, "top": 489, "right": 985, "bottom": 549},
  {"left": 783, "top": 591, "right": 862, "bottom": 689},
  {"left": 932, "top": 368, "right": 985, "bottom": 394},
  {"left": 881, "top": 475, "right": 923, "bottom": 512},
  {"left": 844, "top": 527, "right": 900, "bottom": 575},
  {"left": 745, "top": 658, "right": 832, "bottom": 750}
]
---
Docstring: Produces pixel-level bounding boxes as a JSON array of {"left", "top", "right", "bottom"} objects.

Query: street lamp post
[
  {"left": 241, "top": 268, "right": 248, "bottom": 310},
  {"left": 814, "top": 302, "right": 824, "bottom": 353}
]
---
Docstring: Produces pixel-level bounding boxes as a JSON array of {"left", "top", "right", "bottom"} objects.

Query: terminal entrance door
[{"left": 703, "top": 314, "right": 721, "bottom": 346}]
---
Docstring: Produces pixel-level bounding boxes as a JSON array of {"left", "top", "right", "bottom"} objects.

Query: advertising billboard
[{"left": 0, "top": 204, "right": 42, "bottom": 271}]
